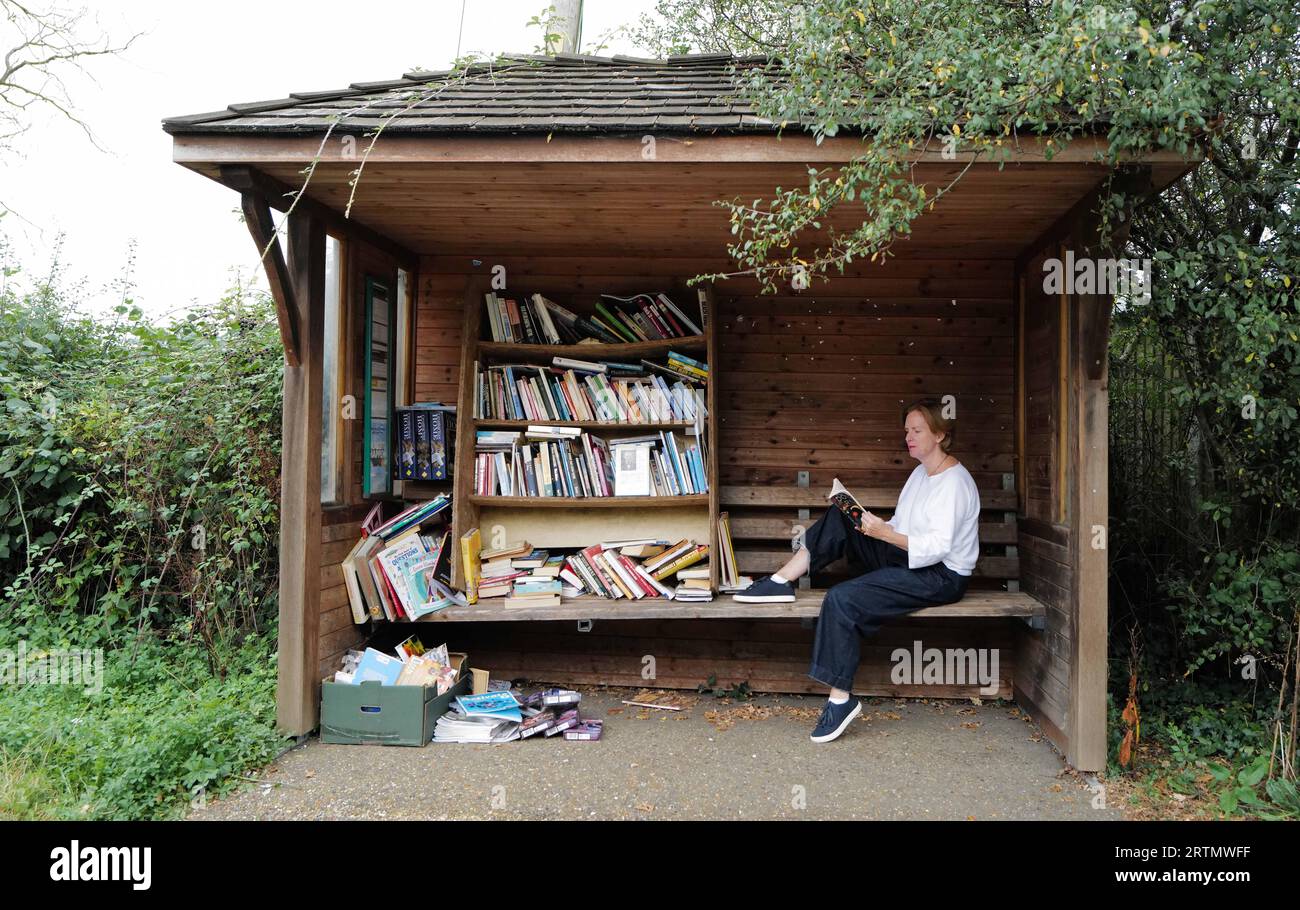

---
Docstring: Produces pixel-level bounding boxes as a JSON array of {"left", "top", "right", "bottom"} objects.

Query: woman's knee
[{"left": 822, "top": 582, "right": 862, "bottom": 619}]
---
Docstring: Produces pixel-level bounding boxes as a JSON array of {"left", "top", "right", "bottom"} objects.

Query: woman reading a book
[{"left": 733, "top": 397, "right": 981, "bottom": 743}]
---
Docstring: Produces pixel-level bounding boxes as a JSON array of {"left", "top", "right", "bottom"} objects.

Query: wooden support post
[
  {"left": 450, "top": 276, "right": 486, "bottom": 591},
  {"left": 240, "top": 192, "right": 301, "bottom": 366},
  {"left": 1065, "top": 166, "right": 1152, "bottom": 772},
  {"left": 275, "top": 210, "right": 326, "bottom": 735},
  {"left": 1069, "top": 286, "right": 1109, "bottom": 772},
  {"left": 703, "top": 285, "right": 720, "bottom": 593}
]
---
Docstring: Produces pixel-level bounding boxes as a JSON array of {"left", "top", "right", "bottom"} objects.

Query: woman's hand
[{"left": 860, "top": 511, "right": 890, "bottom": 539}]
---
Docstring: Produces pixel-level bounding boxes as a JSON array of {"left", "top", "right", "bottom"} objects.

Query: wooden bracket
[
  {"left": 239, "top": 191, "right": 301, "bottom": 366},
  {"left": 219, "top": 163, "right": 417, "bottom": 270}
]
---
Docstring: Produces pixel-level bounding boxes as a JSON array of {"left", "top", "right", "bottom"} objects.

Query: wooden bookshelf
[{"left": 449, "top": 279, "right": 720, "bottom": 597}]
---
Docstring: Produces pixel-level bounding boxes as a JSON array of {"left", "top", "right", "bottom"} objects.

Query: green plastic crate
[{"left": 320, "top": 672, "right": 472, "bottom": 746}]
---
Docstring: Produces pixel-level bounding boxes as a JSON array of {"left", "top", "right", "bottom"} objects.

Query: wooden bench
[
  {"left": 423, "top": 478, "right": 1047, "bottom": 628},
  {"left": 718, "top": 480, "right": 1047, "bottom": 630}
]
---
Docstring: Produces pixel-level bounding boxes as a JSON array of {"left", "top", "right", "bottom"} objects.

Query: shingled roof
[{"left": 161, "top": 53, "right": 780, "bottom": 136}]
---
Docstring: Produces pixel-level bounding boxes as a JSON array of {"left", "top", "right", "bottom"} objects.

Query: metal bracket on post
[
  {"left": 796, "top": 471, "right": 811, "bottom": 591},
  {"left": 577, "top": 619, "right": 593, "bottom": 633}
]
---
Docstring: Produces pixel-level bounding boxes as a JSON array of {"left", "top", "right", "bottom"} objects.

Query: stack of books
[
  {"left": 560, "top": 538, "right": 711, "bottom": 601},
  {"left": 665, "top": 350, "right": 708, "bottom": 384},
  {"left": 339, "top": 497, "right": 464, "bottom": 622},
  {"left": 476, "top": 540, "right": 535, "bottom": 599},
  {"left": 434, "top": 691, "right": 524, "bottom": 744},
  {"left": 483, "top": 292, "right": 703, "bottom": 345},
  {"left": 672, "top": 566, "right": 714, "bottom": 602},
  {"left": 460, "top": 534, "right": 713, "bottom": 604},
  {"left": 473, "top": 426, "right": 708, "bottom": 498},
  {"left": 473, "top": 358, "right": 706, "bottom": 422},
  {"left": 435, "top": 687, "right": 603, "bottom": 744}
]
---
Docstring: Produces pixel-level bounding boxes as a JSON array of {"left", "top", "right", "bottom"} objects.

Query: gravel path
[{"left": 190, "top": 688, "right": 1119, "bottom": 820}]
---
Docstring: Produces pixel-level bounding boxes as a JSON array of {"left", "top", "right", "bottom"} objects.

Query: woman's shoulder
[{"left": 936, "top": 460, "right": 980, "bottom": 491}]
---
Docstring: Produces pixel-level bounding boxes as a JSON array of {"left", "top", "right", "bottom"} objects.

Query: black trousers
[{"left": 803, "top": 507, "right": 969, "bottom": 691}]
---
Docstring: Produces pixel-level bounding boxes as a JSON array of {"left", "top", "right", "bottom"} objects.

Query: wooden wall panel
[
  {"left": 1012, "top": 251, "right": 1075, "bottom": 759},
  {"left": 438, "top": 619, "right": 1018, "bottom": 700},
  {"left": 400, "top": 253, "right": 1024, "bottom": 696}
]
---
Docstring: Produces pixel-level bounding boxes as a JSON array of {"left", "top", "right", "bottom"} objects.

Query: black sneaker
[
  {"left": 732, "top": 574, "right": 796, "bottom": 603},
  {"left": 810, "top": 698, "right": 862, "bottom": 743}
]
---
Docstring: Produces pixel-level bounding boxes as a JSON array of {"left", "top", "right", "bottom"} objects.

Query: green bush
[{"left": 0, "top": 241, "right": 290, "bottom": 818}]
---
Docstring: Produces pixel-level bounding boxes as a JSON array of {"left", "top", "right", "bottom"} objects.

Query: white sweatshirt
[{"left": 885, "top": 461, "right": 981, "bottom": 575}]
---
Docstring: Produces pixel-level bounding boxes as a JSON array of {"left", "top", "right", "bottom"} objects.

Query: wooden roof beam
[
  {"left": 181, "top": 133, "right": 1196, "bottom": 167},
  {"left": 238, "top": 190, "right": 301, "bottom": 366},
  {"left": 219, "top": 164, "right": 418, "bottom": 270}
]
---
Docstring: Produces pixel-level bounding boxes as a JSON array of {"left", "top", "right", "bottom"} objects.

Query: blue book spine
[
  {"left": 428, "top": 411, "right": 446, "bottom": 480},
  {"left": 399, "top": 409, "right": 417, "bottom": 480},
  {"left": 524, "top": 444, "right": 538, "bottom": 496},
  {"left": 413, "top": 410, "right": 430, "bottom": 480},
  {"left": 506, "top": 367, "right": 524, "bottom": 420},
  {"left": 559, "top": 440, "right": 579, "bottom": 496},
  {"left": 552, "top": 376, "right": 573, "bottom": 420},
  {"left": 668, "top": 350, "right": 708, "bottom": 371}
]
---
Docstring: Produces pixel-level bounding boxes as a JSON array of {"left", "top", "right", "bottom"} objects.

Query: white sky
[{"left": 2, "top": 0, "right": 660, "bottom": 318}]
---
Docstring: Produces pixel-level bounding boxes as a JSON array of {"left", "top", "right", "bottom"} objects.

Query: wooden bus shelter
[{"left": 163, "top": 54, "right": 1198, "bottom": 771}]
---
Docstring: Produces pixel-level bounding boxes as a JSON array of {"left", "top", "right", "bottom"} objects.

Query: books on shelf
[
  {"left": 396, "top": 403, "right": 455, "bottom": 481},
  {"left": 460, "top": 528, "right": 712, "bottom": 603},
  {"left": 716, "top": 511, "right": 747, "bottom": 592},
  {"left": 483, "top": 291, "right": 704, "bottom": 345},
  {"left": 473, "top": 358, "right": 706, "bottom": 423},
  {"left": 473, "top": 428, "right": 708, "bottom": 499},
  {"left": 339, "top": 496, "right": 460, "bottom": 623},
  {"left": 673, "top": 583, "right": 714, "bottom": 602},
  {"left": 371, "top": 494, "right": 451, "bottom": 540},
  {"left": 459, "top": 528, "right": 482, "bottom": 605}
]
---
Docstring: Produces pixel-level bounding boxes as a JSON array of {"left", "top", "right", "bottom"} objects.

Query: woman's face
[{"left": 904, "top": 410, "right": 944, "bottom": 462}]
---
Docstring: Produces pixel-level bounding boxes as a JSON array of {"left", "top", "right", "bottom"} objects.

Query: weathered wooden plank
[
  {"left": 734, "top": 549, "right": 1019, "bottom": 580},
  {"left": 729, "top": 516, "right": 1018, "bottom": 545},
  {"left": 276, "top": 210, "right": 326, "bottom": 736},
  {"left": 721, "top": 484, "right": 1019, "bottom": 510},
  {"left": 414, "top": 590, "right": 1044, "bottom": 622},
  {"left": 239, "top": 192, "right": 300, "bottom": 366}
]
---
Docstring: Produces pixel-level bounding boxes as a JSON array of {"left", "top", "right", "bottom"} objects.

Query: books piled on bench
[
  {"left": 465, "top": 536, "right": 712, "bottom": 603},
  {"left": 339, "top": 496, "right": 466, "bottom": 622},
  {"left": 483, "top": 291, "right": 703, "bottom": 345},
  {"left": 474, "top": 426, "right": 708, "bottom": 498},
  {"left": 473, "top": 358, "right": 706, "bottom": 422}
]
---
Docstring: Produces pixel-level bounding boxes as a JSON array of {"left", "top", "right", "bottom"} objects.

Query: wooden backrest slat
[
  {"left": 721, "top": 479, "right": 1022, "bottom": 586},
  {"left": 720, "top": 484, "right": 1018, "bottom": 511},
  {"left": 728, "top": 516, "right": 1017, "bottom": 545}
]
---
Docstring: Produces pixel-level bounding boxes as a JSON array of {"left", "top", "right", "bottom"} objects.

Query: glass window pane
[{"left": 320, "top": 236, "right": 342, "bottom": 504}]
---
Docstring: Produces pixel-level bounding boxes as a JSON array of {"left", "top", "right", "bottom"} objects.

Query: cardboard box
[{"left": 320, "top": 652, "right": 470, "bottom": 746}]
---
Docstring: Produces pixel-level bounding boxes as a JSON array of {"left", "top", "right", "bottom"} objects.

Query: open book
[{"left": 827, "top": 478, "right": 867, "bottom": 529}]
